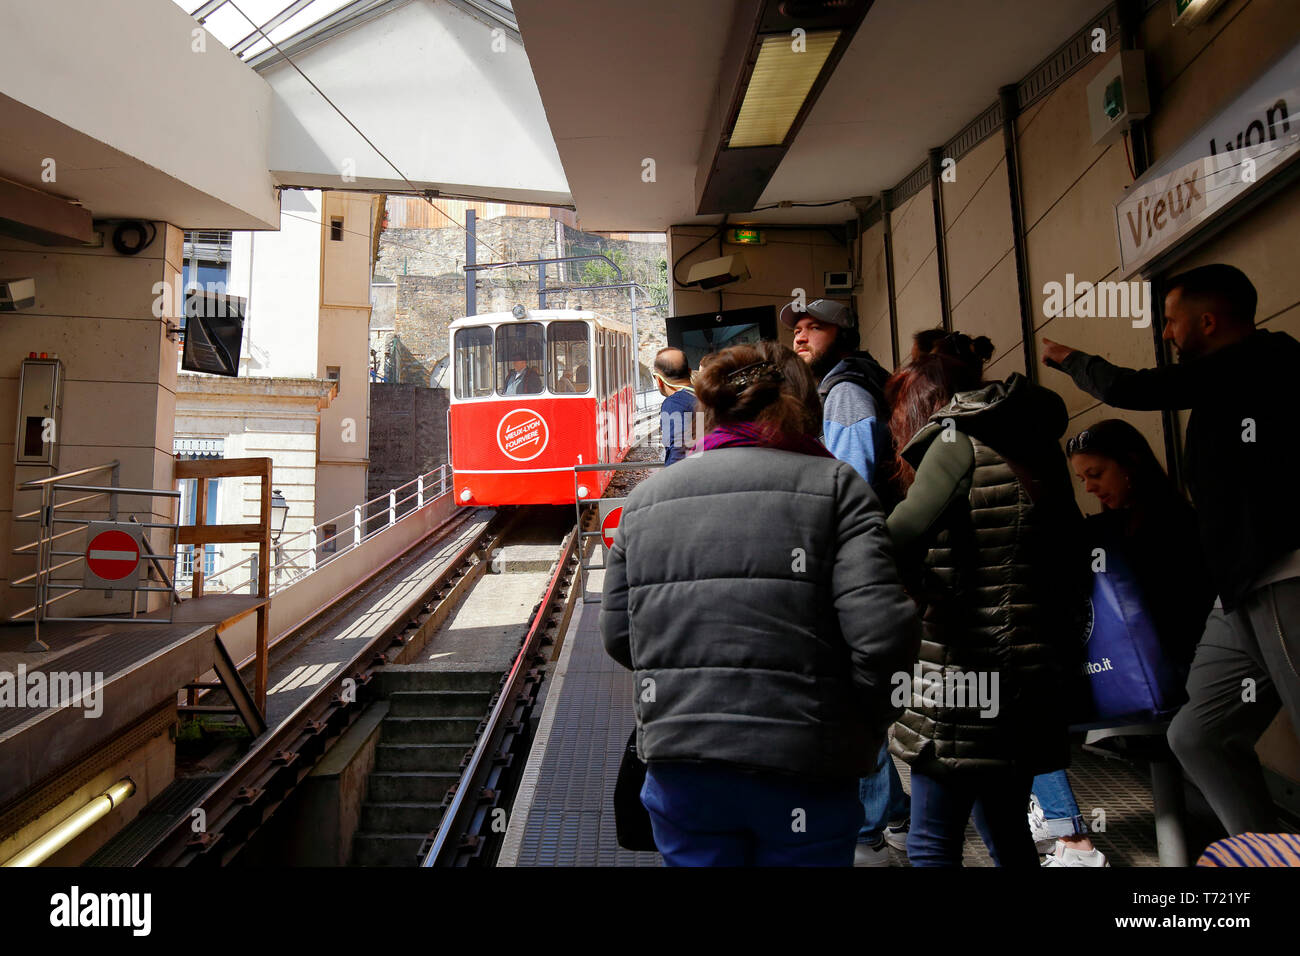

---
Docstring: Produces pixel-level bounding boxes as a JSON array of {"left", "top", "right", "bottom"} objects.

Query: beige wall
[
  {"left": 317, "top": 192, "right": 375, "bottom": 525},
  {"left": 856, "top": 217, "right": 894, "bottom": 366},
  {"left": 668, "top": 226, "right": 850, "bottom": 352},
  {"left": 0, "top": 223, "right": 182, "bottom": 619}
]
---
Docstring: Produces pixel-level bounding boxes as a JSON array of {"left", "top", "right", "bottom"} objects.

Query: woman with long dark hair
[
  {"left": 1033, "top": 419, "right": 1213, "bottom": 866},
  {"left": 600, "top": 341, "right": 919, "bottom": 866},
  {"left": 883, "top": 338, "right": 1086, "bottom": 867}
]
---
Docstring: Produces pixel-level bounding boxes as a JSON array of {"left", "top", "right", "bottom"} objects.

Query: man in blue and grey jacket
[{"left": 783, "top": 298, "right": 908, "bottom": 866}]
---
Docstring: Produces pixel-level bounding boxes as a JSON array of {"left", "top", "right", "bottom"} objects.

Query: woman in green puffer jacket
[{"left": 884, "top": 336, "right": 1086, "bottom": 867}]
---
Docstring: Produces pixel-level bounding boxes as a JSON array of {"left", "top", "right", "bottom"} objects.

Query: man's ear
[{"left": 1200, "top": 310, "right": 1219, "bottom": 339}]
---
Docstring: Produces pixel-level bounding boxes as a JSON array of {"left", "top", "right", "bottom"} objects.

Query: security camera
[
  {"left": 684, "top": 254, "right": 750, "bottom": 290},
  {"left": 0, "top": 278, "right": 36, "bottom": 311}
]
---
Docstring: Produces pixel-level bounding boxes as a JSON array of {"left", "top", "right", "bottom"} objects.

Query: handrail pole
[
  {"left": 308, "top": 528, "right": 317, "bottom": 573},
  {"left": 353, "top": 505, "right": 361, "bottom": 549},
  {"left": 417, "top": 474, "right": 424, "bottom": 509},
  {"left": 440, "top": 464, "right": 447, "bottom": 497},
  {"left": 388, "top": 489, "right": 396, "bottom": 527},
  {"left": 17, "top": 459, "right": 119, "bottom": 489}
]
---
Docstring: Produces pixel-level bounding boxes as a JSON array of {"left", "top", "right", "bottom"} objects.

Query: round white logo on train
[{"left": 497, "top": 408, "right": 549, "bottom": 461}]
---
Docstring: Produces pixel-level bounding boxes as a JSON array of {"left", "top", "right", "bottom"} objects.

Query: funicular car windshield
[{"left": 548, "top": 321, "right": 590, "bottom": 394}]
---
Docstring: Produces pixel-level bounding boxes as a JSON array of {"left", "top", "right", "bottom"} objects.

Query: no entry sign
[
  {"left": 597, "top": 498, "right": 625, "bottom": 556},
  {"left": 83, "top": 523, "right": 143, "bottom": 590}
]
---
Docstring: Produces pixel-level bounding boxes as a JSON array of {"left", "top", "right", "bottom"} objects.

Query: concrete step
[
  {"left": 351, "top": 831, "right": 429, "bottom": 867},
  {"left": 381, "top": 716, "right": 481, "bottom": 744},
  {"left": 368, "top": 771, "right": 458, "bottom": 803},
  {"left": 361, "top": 801, "right": 445, "bottom": 833},
  {"left": 387, "top": 689, "right": 493, "bottom": 717},
  {"left": 375, "top": 743, "right": 470, "bottom": 772},
  {"left": 375, "top": 668, "right": 501, "bottom": 694}
]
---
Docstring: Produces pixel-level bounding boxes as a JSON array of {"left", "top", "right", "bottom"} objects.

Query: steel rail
[
  {"left": 421, "top": 522, "right": 581, "bottom": 867},
  {"left": 136, "top": 512, "right": 506, "bottom": 867}
]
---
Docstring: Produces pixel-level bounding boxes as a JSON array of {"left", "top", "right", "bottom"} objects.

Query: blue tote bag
[{"left": 1072, "top": 553, "right": 1185, "bottom": 728}]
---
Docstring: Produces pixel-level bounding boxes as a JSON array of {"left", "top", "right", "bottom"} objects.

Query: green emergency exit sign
[{"left": 726, "top": 227, "right": 765, "bottom": 245}]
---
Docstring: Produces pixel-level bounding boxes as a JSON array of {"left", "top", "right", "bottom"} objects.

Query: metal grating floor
[
  {"left": 509, "top": 587, "right": 1162, "bottom": 867},
  {"left": 83, "top": 774, "right": 222, "bottom": 866},
  {"left": 506, "top": 585, "right": 660, "bottom": 867},
  {"left": 0, "top": 627, "right": 209, "bottom": 734}
]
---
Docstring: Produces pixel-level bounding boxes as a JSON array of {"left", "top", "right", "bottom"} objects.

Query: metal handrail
[
  {"left": 17, "top": 461, "right": 119, "bottom": 488},
  {"left": 12, "top": 460, "right": 182, "bottom": 640},
  {"left": 187, "top": 464, "right": 452, "bottom": 596}
]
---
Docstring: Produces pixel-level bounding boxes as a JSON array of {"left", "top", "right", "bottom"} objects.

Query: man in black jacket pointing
[{"left": 1041, "top": 263, "right": 1300, "bottom": 838}]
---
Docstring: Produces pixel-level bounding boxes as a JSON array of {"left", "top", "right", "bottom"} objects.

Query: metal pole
[
  {"left": 881, "top": 189, "right": 901, "bottom": 370},
  {"left": 465, "top": 208, "right": 477, "bottom": 316},
  {"left": 1000, "top": 84, "right": 1038, "bottom": 382},
  {"left": 630, "top": 283, "right": 640, "bottom": 392},
  {"left": 929, "top": 147, "right": 953, "bottom": 333}
]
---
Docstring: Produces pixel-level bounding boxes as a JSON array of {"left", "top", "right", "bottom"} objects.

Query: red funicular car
[{"left": 448, "top": 309, "right": 636, "bottom": 506}]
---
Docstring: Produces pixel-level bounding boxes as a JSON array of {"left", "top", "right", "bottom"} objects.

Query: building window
[
  {"left": 330, "top": 218, "right": 344, "bottom": 241},
  {"left": 326, "top": 365, "right": 341, "bottom": 394},
  {"left": 322, "top": 523, "right": 338, "bottom": 555}
]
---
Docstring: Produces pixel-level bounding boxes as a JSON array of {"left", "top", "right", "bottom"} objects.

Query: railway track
[
  {"left": 136, "top": 508, "right": 513, "bottom": 866},
  {"left": 134, "top": 408, "right": 660, "bottom": 867}
]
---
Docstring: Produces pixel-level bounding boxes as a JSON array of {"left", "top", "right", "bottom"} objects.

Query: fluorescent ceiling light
[{"left": 728, "top": 30, "right": 840, "bottom": 148}]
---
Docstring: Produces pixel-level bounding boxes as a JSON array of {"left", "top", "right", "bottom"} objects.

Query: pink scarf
[{"left": 692, "top": 421, "right": 835, "bottom": 459}]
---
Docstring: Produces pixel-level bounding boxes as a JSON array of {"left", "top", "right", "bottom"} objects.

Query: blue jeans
[
  {"left": 641, "top": 762, "right": 860, "bottom": 866},
  {"left": 907, "top": 768, "right": 1040, "bottom": 867},
  {"left": 858, "top": 742, "right": 909, "bottom": 842},
  {"left": 1031, "top": 770, "right": 1087, "bottom": 838}
]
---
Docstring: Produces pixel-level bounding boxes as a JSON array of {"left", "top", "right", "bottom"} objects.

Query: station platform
[
  {"left": 500, "top": 569, "right": 1168, "bottom": 868},
  {"left": 0, "top": 595, "right": 264, "bottom": 816}
]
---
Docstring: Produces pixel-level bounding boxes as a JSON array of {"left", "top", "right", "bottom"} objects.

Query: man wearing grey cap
[
  {"left": 781, "top": 297, "right": 908, "bottom": 867},
  {"left": 781, "top": 299, "right": 894, "bottom": 494}
]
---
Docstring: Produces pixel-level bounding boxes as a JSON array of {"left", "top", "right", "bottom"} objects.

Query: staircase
[{"left": 351, "top": 668, "right": 501, "bottom": 866}]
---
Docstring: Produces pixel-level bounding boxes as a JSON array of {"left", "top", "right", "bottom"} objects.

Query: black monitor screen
[
  {"left": 182, "top": 291, "right": 245, "bottom": 377},
  {"left": 666, "top": 305, "right": 777, "bottom": 371}
]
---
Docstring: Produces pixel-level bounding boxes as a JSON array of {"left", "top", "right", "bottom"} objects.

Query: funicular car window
[
  {"left": 496, "top": 323, "right": 545, "bottom": 395},
  {"left": 454, "top": 326, "right": 494, "bottom": 399},
  {"left": 548, "top": 321, "right": 590, "bottom": 394}
]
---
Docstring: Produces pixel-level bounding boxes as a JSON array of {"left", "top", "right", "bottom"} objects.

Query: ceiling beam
[{"left": 0, "top": 176, "right": 94, "bottom": 246}]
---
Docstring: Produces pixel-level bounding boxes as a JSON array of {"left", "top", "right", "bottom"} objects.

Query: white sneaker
[
  {"left": 1027, "top": 794, "right": 1055, "bottom": 847},
  {"left": 854, "top": 840, "right": 891, "bottom": 867},
  {"left": 1041, "top": 841, "right": 1109, "bottom": 867},
  {"left": 883, "top": 820, "right": 909, "bottom": 852}
]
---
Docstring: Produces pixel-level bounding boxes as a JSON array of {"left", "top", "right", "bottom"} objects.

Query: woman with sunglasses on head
[{"left": 1033, "top": 419, "right": 1214, "bottom": 865}]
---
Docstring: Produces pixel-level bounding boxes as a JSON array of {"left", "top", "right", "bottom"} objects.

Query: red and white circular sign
[
  {"left": 86, "top": 529, "right": 140, "bottom": 581},
  {"left": 600, "top": 506, "right": 623, "bottom": 549},
  {"left": 497, "top": 408, "right": 549, "bottom": 462}
]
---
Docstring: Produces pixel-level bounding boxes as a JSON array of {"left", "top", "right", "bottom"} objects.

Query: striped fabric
[{"left": 1196, "top": 832, "right": 1300, "bottom": 867}]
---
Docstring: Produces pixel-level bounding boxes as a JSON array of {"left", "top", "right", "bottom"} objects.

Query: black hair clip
[{"left": 726, "top": 360, "right": 780, "bottom": 389}]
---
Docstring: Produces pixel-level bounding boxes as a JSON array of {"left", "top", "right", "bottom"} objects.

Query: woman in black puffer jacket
[
  {"left": 884, "top": 341, "right": 1086, "bottom": 867},
  {"left": 601, "top": 342, "right": 920, "bottom": 867}
]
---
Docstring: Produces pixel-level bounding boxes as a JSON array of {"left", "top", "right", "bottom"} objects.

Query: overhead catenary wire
[{"left": 221, "top": 0, "right": 509, "bottom": 264}]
